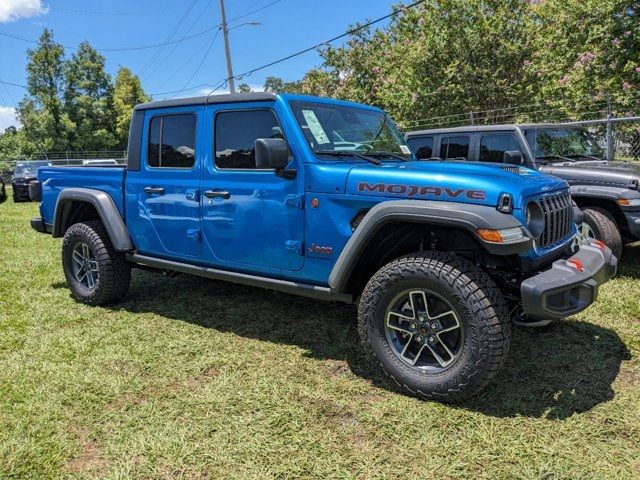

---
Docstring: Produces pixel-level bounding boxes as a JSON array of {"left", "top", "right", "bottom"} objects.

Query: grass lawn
[{"left": 1, "top": 193, "right": 639, "bottom": 479}]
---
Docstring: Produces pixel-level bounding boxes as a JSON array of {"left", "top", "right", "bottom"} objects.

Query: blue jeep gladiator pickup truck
[{"left": 30, "top": 92, "right": 616, "bottom": 401}]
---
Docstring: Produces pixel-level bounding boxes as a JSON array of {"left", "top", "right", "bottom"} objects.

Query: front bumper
[{"left": 520, "top": 242, "right": 617, "bottom": 320}]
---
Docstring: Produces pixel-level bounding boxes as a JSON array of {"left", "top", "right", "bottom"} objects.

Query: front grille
[{"left": 536, "top": 191, "right": 574, "bottom": 248}]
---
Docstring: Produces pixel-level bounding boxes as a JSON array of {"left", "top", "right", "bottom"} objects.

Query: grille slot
[{"left": 536, "top": 192, "right": 573, "bottom": 248}]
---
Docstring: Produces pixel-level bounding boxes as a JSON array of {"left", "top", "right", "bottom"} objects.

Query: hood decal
[{"left": 358, "top": 182, "right": 486, "bottom": 200}]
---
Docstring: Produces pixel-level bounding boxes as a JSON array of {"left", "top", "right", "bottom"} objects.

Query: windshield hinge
[{"left": 285, "top": 194, "right": 304, "bottom": 209}]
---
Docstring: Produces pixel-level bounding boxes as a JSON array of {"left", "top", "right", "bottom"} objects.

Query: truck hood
[
  {"left": 346, "top": 160, "right": 567, "bottom": 208},
  {"left": 540, "top": 161, "right": 640, "bottom": 189}
]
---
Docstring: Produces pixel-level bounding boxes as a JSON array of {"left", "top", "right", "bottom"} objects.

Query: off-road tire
[
  {"left": 358, "top": 251, "right": 511, "bottom": 402},
  {"left": 62, "top": 220, "right": 131, "bottom": 305},
  {"left": 582, "top": 206, "right": 622, "bottom": 260}
]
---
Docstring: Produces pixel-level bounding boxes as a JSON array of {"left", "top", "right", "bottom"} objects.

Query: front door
[
  {"left": 125, "top": 109, "right": 203, "bottom": 258},
  {"left": 201, "top": 106, "right": 305, "bottom": 272}
]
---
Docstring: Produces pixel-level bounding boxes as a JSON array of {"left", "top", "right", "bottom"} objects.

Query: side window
[
  {"left": 407, "top": 136, "right": 434, "bottom": 160},
  {"left": 440, "top": 135, "right": 470, "bottom": 159},
  {"left": 147, "top": 114, "right": 196, "bottom": 168},
  {"left": 479, "top": 134, "right": 521, "bottom": 162},
  {"left": 215, "top": 110, "right": 281, "bottom": 169}
]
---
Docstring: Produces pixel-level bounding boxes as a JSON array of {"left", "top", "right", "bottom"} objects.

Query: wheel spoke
[
  {"left": 88, "top": 260, "right": 99, "bottom": 272},
  {"left": 386, "top": 317, "right": 413, "bottom": 334},
  {"left": 425, "top": 340, "right": 455, "bottom": 368},
  {"left": 428, "top": 309, "right": 456, "bottom": 321},
  {"left": 77, "top": 271, "right": 87, "bottom": 284},
  {"left": 86, "top": 271, "right": 95, "bottom": 289},
  {"left": 72, "top": 250, "right": 84, "bottom": 267},
  {"left": 82, "top": 243, "right": 90, "bottom": 260}
]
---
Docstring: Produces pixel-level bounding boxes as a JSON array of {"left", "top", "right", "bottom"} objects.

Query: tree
[
  {"left": 113, "top": 67, "right": 150, "bottom": 148},
  {"left": 17, "top": 29, "right": 72, "bottom": 151},
  {"left": 238, "top": 83, "right": 252, "bottom": 93},
  {"left": 64, "top": 41, "right": 116, "bottom": 150},
  {"left": 0, "top": 127, "right": 37, "bottom": 162}
]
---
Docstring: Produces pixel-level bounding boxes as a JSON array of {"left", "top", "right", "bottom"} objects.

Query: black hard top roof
[{"left": 134, "top": 92, "right": 277, "bottom": 111}]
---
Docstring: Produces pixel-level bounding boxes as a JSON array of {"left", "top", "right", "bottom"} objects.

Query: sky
[{"left": 0, "top": 0, "right": 397, "bottom": 131}]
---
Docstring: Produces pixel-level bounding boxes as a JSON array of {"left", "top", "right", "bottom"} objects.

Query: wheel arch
[
  {"left": 52, "top": 188, "right": 133, "bottom": 252},
  {"left": 328, "top": 200, "right": 531, "bottom": 294},
  {"left": 571, "top": 194, "right": 628, "bottom": 234}
]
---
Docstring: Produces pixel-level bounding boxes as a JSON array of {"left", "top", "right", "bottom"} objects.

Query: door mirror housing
[
  {"left": 503, "top": 150, "right": 523, "bottom": 165},
  {"left": 255, "top": 138, "right": 289, "bottom": 170}
]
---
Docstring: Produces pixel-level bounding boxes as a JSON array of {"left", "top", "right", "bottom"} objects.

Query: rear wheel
[
  {"left": 62, "top": 220, "right": 131, "bottom": 305},
  {"left": 358, "top": 251, "right": 511, "bottom": 402},
  {"left": 582, "top": 207, "right": 622, "bottom": 260}
]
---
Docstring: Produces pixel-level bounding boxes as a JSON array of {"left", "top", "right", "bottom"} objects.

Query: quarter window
[
  {"left": 215, "top": 110, "right": 282, "bottom": 169},
  {"left": 148, "top": 114, "right": 196, "bottom": 168},
  {"left": 479, "top": 134, "right": 521, "bottom": 162},
  {"left": 407, "top": 136, "right": 434, "bottom": 160},
  {"left": 440, "top": 136, "right": 469, "bottom": 159}
]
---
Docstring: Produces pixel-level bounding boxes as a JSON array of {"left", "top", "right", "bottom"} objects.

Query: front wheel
[
  {"left": 358, "top": 251, "right": 511, "bottom": 402},
  {"left": 581, "top": 207, "right": 622, "bottom": 260},
  {"left": 62, "top": 220, "right": 131, "bottom": 305}
]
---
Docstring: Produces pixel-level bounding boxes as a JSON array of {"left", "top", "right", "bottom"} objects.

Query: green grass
[{"left": 1, "top": 193, "right": 639, "bottom": 479}]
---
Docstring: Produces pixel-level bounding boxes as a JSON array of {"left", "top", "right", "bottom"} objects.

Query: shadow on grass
[
  {"left": 618, "top": 242, "right": 640, "bottom": 278},
  {"left": 55, "top": 268, "right": 630, "bottom": 420}
]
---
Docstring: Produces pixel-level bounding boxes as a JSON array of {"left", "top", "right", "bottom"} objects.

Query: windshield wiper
[
  {"left": 536, "top": 154, "right": 575, "bottom": 164},
  {"left": 564, "top": 154, "right": 606, "bottom": 162},
  {"left": 315, "top": 150, "right": 381, "bottom": 165},
  {"left": 367, "top": 151, "right": 411, "bottom": 162}
]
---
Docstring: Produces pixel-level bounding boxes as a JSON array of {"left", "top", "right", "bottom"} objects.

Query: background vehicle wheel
[
  {"left": 358, "top": 251, "right": 511, "bottom": 402},
  {"left": 582, "top": 207, "right": 622, "bottom": 260},
  {"left": 62, "top": 220, "right": 131, "bottom": 305}
]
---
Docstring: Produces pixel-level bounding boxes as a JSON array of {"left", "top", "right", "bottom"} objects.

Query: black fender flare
[
  {"left": 328, "top": 200, "right": 531, "bottom": 292},
  {"left": 51, "top": 188, "right": 133, "bottom": 252}
]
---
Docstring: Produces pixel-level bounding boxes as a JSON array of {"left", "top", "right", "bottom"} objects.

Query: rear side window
[
  {"left": 148, "top": 114, "right": 196, "bottom": 168},
  {"left": 479, "top": 134, "right": 521, "bottom": 162},
  {"left": 440, "top": 135, "right": 469, "bottom": 159},
  {"left": 407, "top": 136, "right": 434, "bottom": 160},
  {"left": 215, "top": 110, "right": 282, "bottom": 169}
]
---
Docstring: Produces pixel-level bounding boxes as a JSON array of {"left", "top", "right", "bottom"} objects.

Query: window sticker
[
  {"left": 400, "top": 145, "right": 411, "bottom": 155},
  {"left": 302, "top": 110, "right": 330, "bottom": 145}
]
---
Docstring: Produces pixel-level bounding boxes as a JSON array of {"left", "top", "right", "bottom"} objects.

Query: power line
[
  {"left": 0, "top": 76, "right": 17, "bottom": 105},
  {"left": 173, "top": 30, "right": 221, "bottom": 98},
  {"left": 139, "top": 0, "right": 200, "bottom": 76},
  {"left": 208, "top": 0, "right": 428, "bottom": 96},
  {"left": 47, "top": 5, "right": 177, "bottom": 16},
  {"left": 0, "top": 23, "right": 219, "bottom": 52},
  {"left": 227, "top": 0, "right": 283, "bottom": 24},
  {"left": 0, "top": 79, "right": 26, "bottom": 89}
]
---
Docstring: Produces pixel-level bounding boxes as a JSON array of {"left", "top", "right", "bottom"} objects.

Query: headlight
[
  {"left": 525, "top": 201, "right": 545, "bottom": 238},
  {"left": 477, "top": 227, "right": 527, "bottom": 244},
  {"left": 617, "top": 198, "right": 640, "bottom": 207}
]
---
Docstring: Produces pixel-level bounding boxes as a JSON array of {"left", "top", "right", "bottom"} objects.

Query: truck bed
[{"left": 38, "top": 165, "right": 127, "bottom": 226}]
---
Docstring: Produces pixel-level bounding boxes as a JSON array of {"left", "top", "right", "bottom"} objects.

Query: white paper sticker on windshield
[
  {"left": 400, "top": 145, "right": 411, "bottom": 155},
  {"left": 302, "top": 110, "right": 330, "bottom": 145}
]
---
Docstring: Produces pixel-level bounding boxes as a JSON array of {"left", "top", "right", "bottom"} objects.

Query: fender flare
[
  {"left": 569, "top": 185, "right": 630, "bottom": 203},
  {"left": 52, "top": 188, "right": 133, "bottom": 252},
  {"left": 328, "top": 200, "right": 531, "bottom": 292}
]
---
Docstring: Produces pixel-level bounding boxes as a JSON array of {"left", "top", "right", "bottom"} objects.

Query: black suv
[
  {"left": 11, "top": 161, "right": 51, "bottom": 202},
  {"left": 406, "top": 124, "right": 640, "bottom": 260}
]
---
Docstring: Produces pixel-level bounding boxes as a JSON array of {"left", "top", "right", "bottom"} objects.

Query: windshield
[
  {"left": 290, "top": 101, "right": 412, "bottom": 160},
  {"left": 524, "top": 127, "right": 604, "bottom": 161},
  {"left": 13, "top": 164, "right": 40, "bottom": 177}
]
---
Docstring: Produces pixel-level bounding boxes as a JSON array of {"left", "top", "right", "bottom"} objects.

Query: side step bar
[{"left": 126, "top": 253, "right": 353, "bottom": 304}]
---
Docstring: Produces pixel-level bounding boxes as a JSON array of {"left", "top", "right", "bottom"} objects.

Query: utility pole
[{"left": 219, "top": 0, "right": 235, "bottom": 94}]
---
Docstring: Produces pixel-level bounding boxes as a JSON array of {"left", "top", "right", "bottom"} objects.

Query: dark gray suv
[{"left": 406, "top": 124, "right": 640, "bottom": 260}]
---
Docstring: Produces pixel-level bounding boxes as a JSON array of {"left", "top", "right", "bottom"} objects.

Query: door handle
[
  {"left": 204, "top": 189, "right": 231, "bottom": 199},
  {"left": 144, "top": 186, "right": 165, "bottom": 195}
]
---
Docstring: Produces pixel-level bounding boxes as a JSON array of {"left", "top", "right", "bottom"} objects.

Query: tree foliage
[
  {"left": 14, "top": 29, "right": 149, "bottom": 155},
  {"left": 267, "top": 0, "right": 639, "bottom": 127}
]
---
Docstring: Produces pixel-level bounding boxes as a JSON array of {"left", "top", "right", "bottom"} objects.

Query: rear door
[
  {"left": 478, "top": 132, "right": 522, "bottom": 163},
  {"left": 125, "top": 107, "right": 203, "bottom": 258}
]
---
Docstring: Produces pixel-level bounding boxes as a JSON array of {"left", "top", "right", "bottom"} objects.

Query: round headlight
[{"left": 525, "top": 201, "right": 545, "bottom": 238}]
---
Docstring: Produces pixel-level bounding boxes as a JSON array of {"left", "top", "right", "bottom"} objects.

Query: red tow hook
[
  {"left": 590, "top": 239, "right": 607, "bottom": 252},
  {"left": 566, "top": 259, "right": 585, "bottom": 272}
]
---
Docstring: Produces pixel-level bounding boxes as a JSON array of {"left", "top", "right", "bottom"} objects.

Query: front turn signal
[{"left": 477, "top": 227, "right": 526, "bottom": 244}]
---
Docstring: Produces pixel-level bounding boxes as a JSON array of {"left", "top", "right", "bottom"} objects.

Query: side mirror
[
  {"left": 503, "top": 150, "right": 523, "bottom": 165},
  {"left": 255, "top": 138, "right": 289, "bottom": 170}
]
